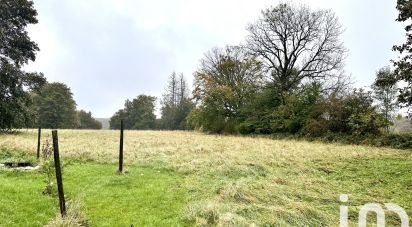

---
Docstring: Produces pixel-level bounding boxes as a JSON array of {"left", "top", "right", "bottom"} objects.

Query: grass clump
[{"left": 45, "top": 200, "right": 88, "bottom": 227}]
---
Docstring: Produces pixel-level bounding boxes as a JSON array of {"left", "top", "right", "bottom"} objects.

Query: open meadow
[{"left": 0, "top": 130, "right": 411, "bottom": 226}]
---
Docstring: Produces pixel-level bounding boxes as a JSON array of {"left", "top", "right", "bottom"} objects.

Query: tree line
[
  {"left": 2, "top": 1, "right": 412, "bottom": 147},
  {"left": 109, "top": 73, "right": 194, "bottom": 130},
  {"left": 0, "top": 1, "right": 102, "bottom": 130},
  {"left": 111, "top": 3, "right": 410, "bottom": 140}
]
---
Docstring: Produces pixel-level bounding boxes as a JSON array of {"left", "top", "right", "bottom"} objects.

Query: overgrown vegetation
[
  {"left": 40, "top": 140, "right": 55, "bottom": 195},
  {"left": 183, "top": 2, "right": 412, "bottom": 148},
  {"left": 0, "top": 147, "right": 37, "bottom": 165},
  {"left": 101, "top": 2, "right": 412, "bottom": 145},
  {"left": 0, "top": 130, "right": 411, "bottom": 226},
  {"left": 2, "top": 0, "right": 410, "bottom": 144},
  {"left": 1, "top": 1, "right": 411, "bottom": 226}
]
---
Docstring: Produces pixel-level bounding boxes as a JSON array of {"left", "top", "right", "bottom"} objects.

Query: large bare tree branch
[{"left": 245, "top": 3, "right": 346, "bottom": 99}]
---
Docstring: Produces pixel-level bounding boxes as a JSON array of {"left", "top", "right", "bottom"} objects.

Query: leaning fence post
[
  {"left": 36, "top": 127, "right": 41, "bottom": 159},
  {"left": 52, "top": 130, "right": 66, "bottom": 217},
  {"left": 118, "top": 119, "right": 124, "bottom": 173}
]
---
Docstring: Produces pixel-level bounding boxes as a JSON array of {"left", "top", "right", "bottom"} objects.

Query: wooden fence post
[
  {"left": 37, "top": 127, "right": 41, "bottom": 159},
  {"left": 118, "top": 119, "right": 124, "bottom": 173},
  {"left": 52, "top": 130, "right": 66, "bottom": 217}
]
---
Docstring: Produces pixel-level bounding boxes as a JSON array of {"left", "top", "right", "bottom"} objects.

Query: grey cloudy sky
[{"left": 25, "top": 0, "right": 404, "bottom": 118}]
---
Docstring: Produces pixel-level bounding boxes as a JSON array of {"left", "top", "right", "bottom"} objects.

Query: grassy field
[{"left": 0, "top": 130, "right": 411, "bottom": 226}]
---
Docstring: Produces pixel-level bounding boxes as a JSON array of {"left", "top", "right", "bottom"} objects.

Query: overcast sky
[{"left": 25, "top": 0, "right": 404, "bottom": 118}]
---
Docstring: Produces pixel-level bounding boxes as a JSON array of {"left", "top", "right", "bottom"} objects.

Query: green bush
[
  {"left": 237, "top": 122, "right": 255, "bottom": 134},
  {"left": 372, "top": 134, "right": 412, "bottom": 149},
  {"left": 187, "top": 107, "right": 227, "bottom": 133},
  {"left": 303, "top": 119, "right": 329, "bottom": 137}
]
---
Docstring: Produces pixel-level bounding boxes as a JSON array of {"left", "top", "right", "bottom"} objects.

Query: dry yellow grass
[
  {"left": 0, "top": 129, "right": 406, "bottom": 168},
  {"left": 1, "top": 129, "right": 411, "bottom": 226},
  {"left": 45, "top": 200, "right": 87, "bottom": 227}
]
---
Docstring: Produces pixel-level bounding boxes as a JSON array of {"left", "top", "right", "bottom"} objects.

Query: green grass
[
  {"left": 64, "top": 163, "right": 185, "bottom": 226},
  {"left": 0, "top": 170, "right": 57, "bottom": 226},
  {"left": 312, "top": 157, "right": 412, "bottom": 226},
  {"left": 0, "top": 130, "right": 411, "bottom": 226},
  {"left": 0, "top": 158, "right": 186, "bottom": 226}
]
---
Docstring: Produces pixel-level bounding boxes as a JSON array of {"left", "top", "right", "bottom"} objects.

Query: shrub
[
  {"left": 237, "top": 122, "right": 255, "bottom": 135},
  {"left": 303, "top": 119, "right": 328, "bottom": 137},
  {"left": 187, "top": 107, "right": 232, "bottom": 134},
  {"left": 373, "top": 133, "right": 412, "bottom": 149}
]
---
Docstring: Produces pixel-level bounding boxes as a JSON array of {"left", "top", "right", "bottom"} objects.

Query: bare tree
[
  {"left": 160, "top": 72, "right": 193, "bottom": 129},
  {"left": 162, "top": 72, "right": 178, "bottom": 107},
  {"left": 246, "top": 3, "right": 346, "bottom": 100},
  {"left": 177, "top": 73, "right": 188, "bottom": 105}
]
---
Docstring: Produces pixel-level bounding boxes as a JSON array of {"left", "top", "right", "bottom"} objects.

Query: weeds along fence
[{"left": 36, "top": 119, "right": 126, "bottom": 219}]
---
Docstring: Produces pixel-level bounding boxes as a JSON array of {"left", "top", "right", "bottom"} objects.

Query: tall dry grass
[
  {"left": 0, "top": 129, "right": 406, "bottom": 168},
  {"left": 1, "top": 130, "right": 411, "bottom": 225}
]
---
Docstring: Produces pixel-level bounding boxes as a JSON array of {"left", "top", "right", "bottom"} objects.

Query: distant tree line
[
  {"left": 107, "top": 2, "right": 412, "bottom": 149},
  {"left": 109, "top": 95, "right": 156, "bottom": 130},
  {"left": 0, "top": 0, "right": 102, "bottom": 131},
  {"left": 108, "top": 73, "right": 193, "bottom": 130},
  {"left": 29, "top": 82, "right": 102, "bottom": 129},
  {"left": 2, "top": 1, "right": 412, "bottom": 149}
]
